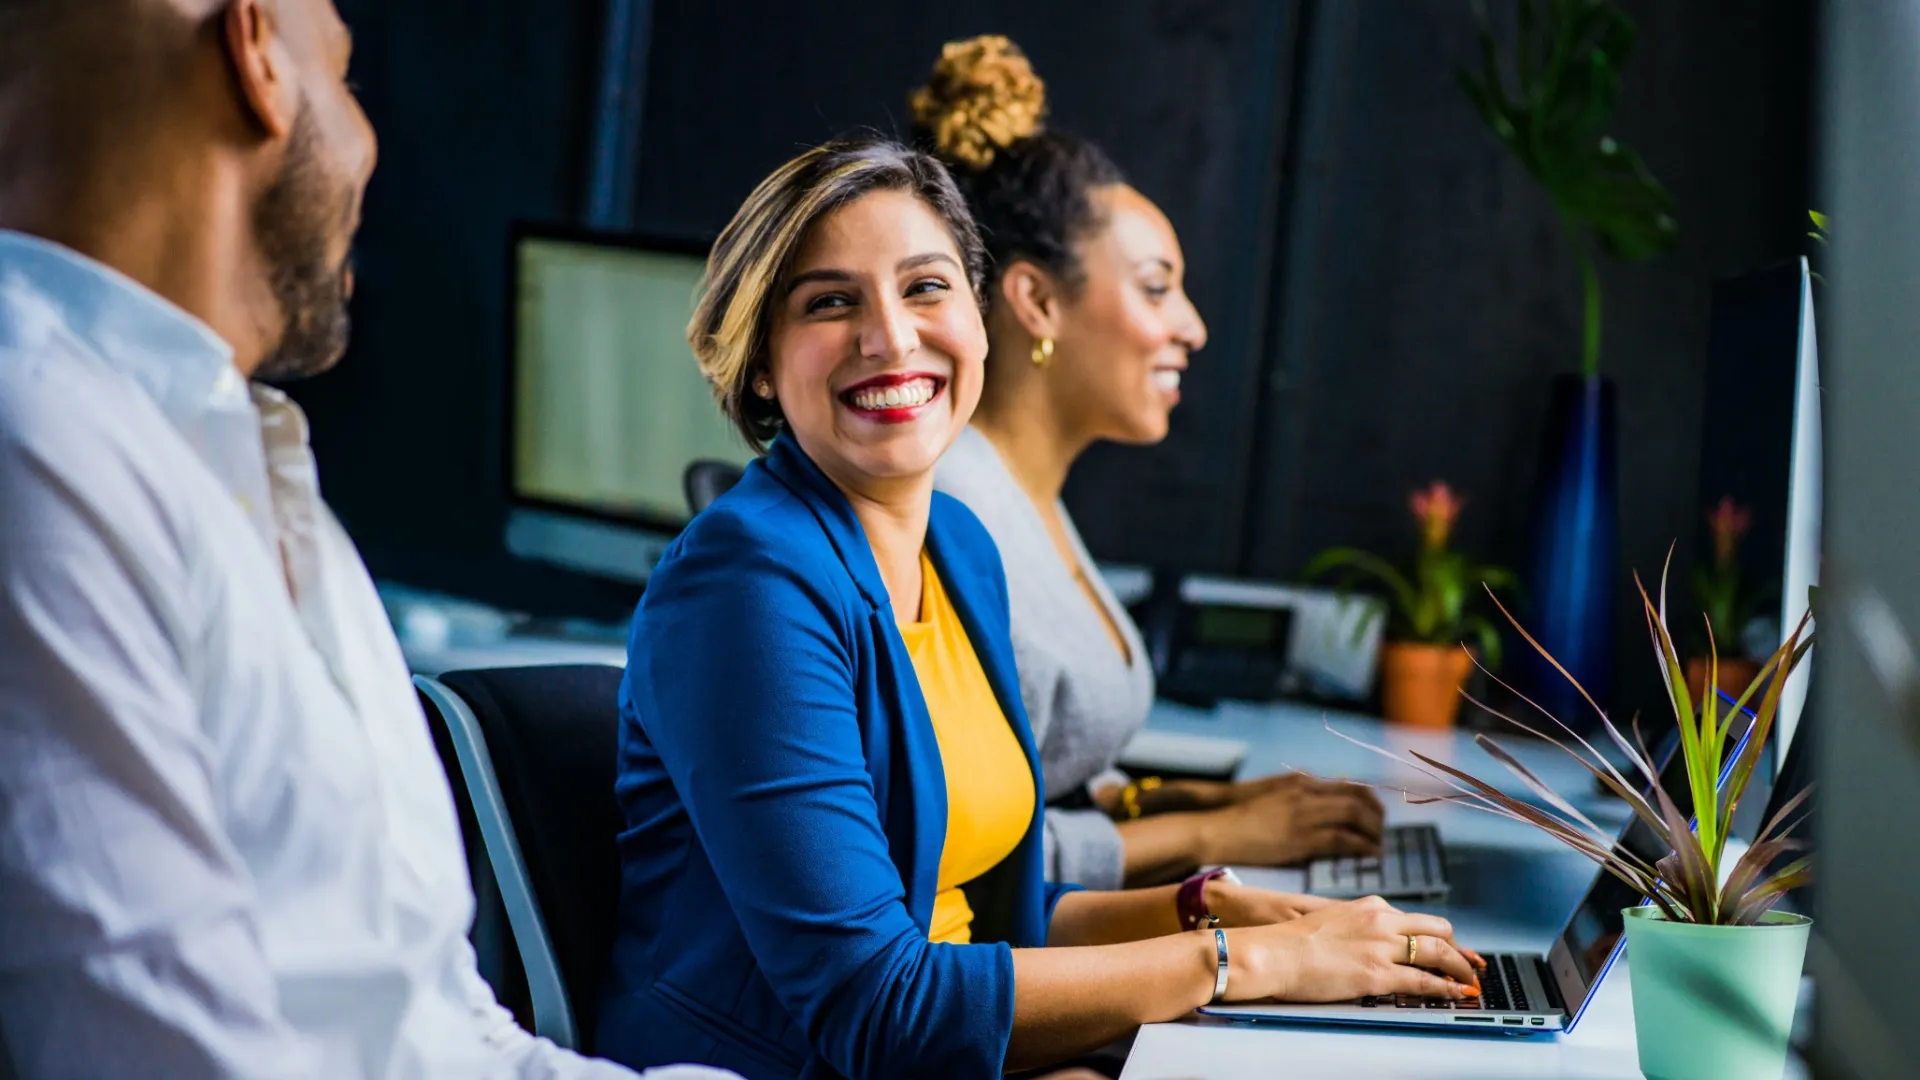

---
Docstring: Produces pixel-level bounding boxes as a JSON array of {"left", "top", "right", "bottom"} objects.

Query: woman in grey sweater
[{"left": 923, "top": 37, "right": 1384, "bottom": 892}]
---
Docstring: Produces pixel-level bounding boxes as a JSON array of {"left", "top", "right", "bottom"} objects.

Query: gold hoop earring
[
  {"left": 752, "top": 375, "right": 774, "bottom": 400},
  {"left": 1031, "top": 337, "right": 1055, "bottom": 368}
]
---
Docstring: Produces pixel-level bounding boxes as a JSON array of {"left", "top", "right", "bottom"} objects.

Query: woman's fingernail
[{"left": 1461, "top": 985, "right": 1481, "bottom": 998}]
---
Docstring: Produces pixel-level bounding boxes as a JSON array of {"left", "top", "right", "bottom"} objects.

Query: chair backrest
[
  {"left": 683, "top": 459, "right": 745, "bottom": 516},
  {"left": 421, "top": 665, "right": 626, "bottom": 1051}
]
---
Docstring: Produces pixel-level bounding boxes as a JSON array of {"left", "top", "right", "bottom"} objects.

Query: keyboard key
[{"left": 1395, "top": 995, "right": 1423, "bottom": 1008}]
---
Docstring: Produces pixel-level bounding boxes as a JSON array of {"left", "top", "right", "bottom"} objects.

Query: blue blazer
[{"left": 596, "top": 435, "right": 1075, "bottom": 1079}]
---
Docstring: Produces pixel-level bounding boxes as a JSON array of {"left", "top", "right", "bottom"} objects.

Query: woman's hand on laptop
[
  {"left": 1220, "top": 895, "right": 1483, "bottom": 1004},
  {"left": 1198, "top": 775, "right": 1387, "bottom": 868}
]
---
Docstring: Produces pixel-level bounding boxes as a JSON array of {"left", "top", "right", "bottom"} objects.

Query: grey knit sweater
[{"left": 933, "top": 426, "right": 1155, "bottom": 890}]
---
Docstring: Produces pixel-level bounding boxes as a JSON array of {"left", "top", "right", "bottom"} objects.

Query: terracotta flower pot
[
  {"left": 1684, "top": 657, "right": 1763, "bottom": 705},
  {"left": 1380, "top": 642, "right": 1475, "bottom": 729}
]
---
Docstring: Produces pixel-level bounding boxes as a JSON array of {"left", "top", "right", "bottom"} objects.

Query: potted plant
[
  {"left": 1305, "top": 482, "right": 1516, "bottom": 729},
  {"left": 1458, "top": 0, "right": 1680, "bottom": 724},
  {"left": 1689, "top": 496, "right": 1771, "bottom": 701},
  {"left": 1358, "top": 563, "right": 1812, "bottom": 1080}
]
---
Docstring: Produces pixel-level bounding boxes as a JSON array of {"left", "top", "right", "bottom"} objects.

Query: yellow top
[{"left": 898, "top": 552, "right": 1037, "bottom": 944}]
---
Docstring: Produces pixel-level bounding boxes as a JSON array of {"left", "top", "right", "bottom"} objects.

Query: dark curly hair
[{"left": 909, "top": 34, "right": 1125, "bottom": 295}]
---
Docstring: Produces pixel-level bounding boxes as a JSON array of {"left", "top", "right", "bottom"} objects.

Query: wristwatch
[{"left": 1177, "top": 867, "right": 1231, "bottom": 931}]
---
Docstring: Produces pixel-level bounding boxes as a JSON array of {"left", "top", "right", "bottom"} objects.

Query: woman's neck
[
  {"left": 822, "top": 466, "right": 935, "bottom": 623},
  {"left": 971, "top": 387, "right": 1092, "bottom": 510}
]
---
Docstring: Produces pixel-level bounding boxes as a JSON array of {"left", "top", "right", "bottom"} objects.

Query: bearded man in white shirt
[{"left": 0, "top": 3, "right": 733, "bottom": 1078}]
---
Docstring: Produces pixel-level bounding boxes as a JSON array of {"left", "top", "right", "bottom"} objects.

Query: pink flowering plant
[
  {"left": 1694, "top": 497, "right": 1771, "bottom": 656},
  {"left": 1305, "top": 481, "right": 1518, "bottom": 667}
]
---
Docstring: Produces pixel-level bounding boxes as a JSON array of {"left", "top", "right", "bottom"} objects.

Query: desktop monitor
[
  {"left": 1695, "top": 257, "right": 1822, "bottom": 761},
  {"left": 504, "top": 225, "right": 753, "bottom": 584}
]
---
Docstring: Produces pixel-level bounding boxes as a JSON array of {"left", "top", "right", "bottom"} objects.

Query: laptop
[{"left": 1202, "top": 714, "right": 1749, "bottom": 1034}]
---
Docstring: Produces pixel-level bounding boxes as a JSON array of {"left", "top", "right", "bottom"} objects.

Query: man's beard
[{"left": 253, "top": 106, "right": 356, "bottom": 384}]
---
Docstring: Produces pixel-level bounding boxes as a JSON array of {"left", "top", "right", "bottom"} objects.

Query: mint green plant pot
[{"left": 1623, "top": 906, "right": 1810, "bottom": 1080}]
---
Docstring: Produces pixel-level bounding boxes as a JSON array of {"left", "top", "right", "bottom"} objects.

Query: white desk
[{"left": 1126, "top": 700, "right": 1810, "bottom": 1079}]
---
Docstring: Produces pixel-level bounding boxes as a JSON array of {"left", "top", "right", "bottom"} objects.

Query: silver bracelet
[{"left": 1210, "top": 927, "right": 1230, "bottom": 1003}]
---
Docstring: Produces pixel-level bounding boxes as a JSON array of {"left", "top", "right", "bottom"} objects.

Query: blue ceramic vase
[{"left": 1520, "top": 374, "right": 1619, "bottom": 725}]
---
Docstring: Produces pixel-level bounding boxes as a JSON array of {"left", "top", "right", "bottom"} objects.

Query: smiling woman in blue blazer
[{"left": 594, "top": 137, "right": 1482, "bottom": 1080}]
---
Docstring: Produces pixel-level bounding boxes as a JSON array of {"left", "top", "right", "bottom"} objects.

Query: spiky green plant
[{"left": 1349, "top": 558, "right": 1813, "bottom": 926}]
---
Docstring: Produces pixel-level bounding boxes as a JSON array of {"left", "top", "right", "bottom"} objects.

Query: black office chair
[
  {"left": 682, "top": 459, "right": 745, "bottom": 516},
  {"left": 415, "top": 665, "right": 626, "bottom": 1052}
]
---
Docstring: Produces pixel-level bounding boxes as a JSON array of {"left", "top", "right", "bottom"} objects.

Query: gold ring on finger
[{"left": 1406, "top": 934, "right": 1418, "bottom": 966}]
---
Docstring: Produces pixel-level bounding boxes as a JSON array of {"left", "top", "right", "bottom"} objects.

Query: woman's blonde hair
[{"left": 690, "top": 137, "right": 987, "bottom": 453}]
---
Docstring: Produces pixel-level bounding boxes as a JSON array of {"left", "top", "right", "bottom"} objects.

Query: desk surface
[{"left": 1125, "top": 700, "right": 1808, "bottom": 1080}]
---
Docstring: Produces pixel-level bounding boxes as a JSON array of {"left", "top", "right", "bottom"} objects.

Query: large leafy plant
[
  {"left": 1306, "top": 482, "right": 1517, "bottom": 667},
  {"left": 1458, "top": 0, "right": 1680, "bottom": 377},
  {"left": 1354, "top": 561, "right": 1813, "bottom": 926}
]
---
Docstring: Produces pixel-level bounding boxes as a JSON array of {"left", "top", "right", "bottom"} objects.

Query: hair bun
[{"left": 910, "top": 34, "right": 1047, "bottom": 171}]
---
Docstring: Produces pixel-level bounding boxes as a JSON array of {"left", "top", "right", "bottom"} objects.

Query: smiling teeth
[
  {"left": 850, "top": 378, "right": 936, "bottom": 411},
  {"left": 1153, "top": 370, "right": 1182, "bottom": 391}
]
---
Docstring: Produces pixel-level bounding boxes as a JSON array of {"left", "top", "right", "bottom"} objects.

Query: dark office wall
[
  {"left": 300, "top": 0, "right": 1303, "bottom": 616},
  {"left": 1240, "top": 0, "right": 1812, "bottom": 706},
  {"left": 302, "top": 0, "right": 1812, "bottom": 652},
  {"left": 298, "top": 0, "right": 622, "bottom": 615}
]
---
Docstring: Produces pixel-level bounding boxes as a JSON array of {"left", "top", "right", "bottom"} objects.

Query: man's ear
[
  {"left": 998, "top": 260, "right": 1064, "bottom": 343},
  {"left": 222, "top": 0, "right": 298, "bottom": 138}
]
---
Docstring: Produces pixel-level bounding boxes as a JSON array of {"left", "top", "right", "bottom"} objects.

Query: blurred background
[
  {"left": 299, "top": 0, "right": 1814, "bottom": 716},
  {"left": 280, "top": 4, "right": 1920, "bottom": 1074}
]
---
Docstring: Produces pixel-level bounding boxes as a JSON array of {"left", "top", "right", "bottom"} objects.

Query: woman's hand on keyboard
[
  {"left": 1220, "top": 895, "right": 1482, "bottom": 1004},
  {"left": 1198, "top": 775, "right": 1386, "bottom": 867}
]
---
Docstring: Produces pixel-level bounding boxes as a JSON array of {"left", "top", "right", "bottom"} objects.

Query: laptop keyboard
[
  {"left": 1307, "top": 823, "right": 1447, "bottom": 897},
  {"left": 1356, "top": 953, "right": 1534, "bottom": 1014}
]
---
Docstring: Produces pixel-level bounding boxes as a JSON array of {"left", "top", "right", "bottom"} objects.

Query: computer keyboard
[
  {"left": 1355, "top": 952, "right": 1536, "bottom": 1016},
  {"left": 1306, "top": 823, "right": 1449, "bottom": 899}
]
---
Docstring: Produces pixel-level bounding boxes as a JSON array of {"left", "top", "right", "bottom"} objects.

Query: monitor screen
[{"left": 511, "top": 231, "right": 754, "bottom": 530}]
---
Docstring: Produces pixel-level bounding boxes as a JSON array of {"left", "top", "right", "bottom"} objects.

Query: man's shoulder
[
  {"left": 0, "top": 335, "right": 204, "bottom": 560},
  {"left": 0, "top": 329, "right": 174, "bottom": 460}
]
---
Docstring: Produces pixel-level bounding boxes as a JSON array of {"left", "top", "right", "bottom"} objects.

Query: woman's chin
[
  {"left": 1111, "top": 408, "right": 1173, "bottom": 447},
  {"left": 845, "top": 439, "right": 948, "bottom": 486}
]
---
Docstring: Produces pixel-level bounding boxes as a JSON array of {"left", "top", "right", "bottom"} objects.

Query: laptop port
[
  {"left": 1530, "top": 1017, "right": 1546, "bottom": 1026},
  {"left": 1454, "top": 1016, "right": 1496, "bottom": 1024},
  {"left": 1502, "top": 1018, "right": 1525, "bottom": 1026}
]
